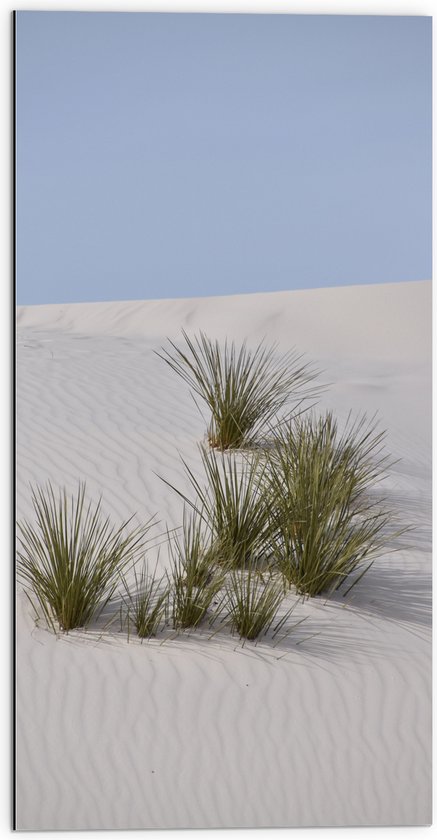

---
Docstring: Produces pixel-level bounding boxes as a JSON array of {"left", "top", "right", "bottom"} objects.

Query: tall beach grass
[
  {"left": 167, "top": 512, "right": 225, "bottom": 629},
  {"left": 120, "top": 560, "right": 169, "bottom": 639},
  {"left": 161, "top": 446, "right": 272, "bottom": 569},
  {"left": 265, "top": 412, "right": 397, "bottom": 597},
  {"left": 225, "top": 562, "right": 289, "bottom": 640},
  {"left": 157, "top": 331, "right": 320, "bottom": 449},
  {"left": 17, "top": 482, "right": 155, "bottom": 632}
]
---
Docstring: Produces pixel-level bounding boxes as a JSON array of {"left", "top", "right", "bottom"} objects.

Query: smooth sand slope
[{"left": 16, "top": 280, "right": 431, "bottom": 829}]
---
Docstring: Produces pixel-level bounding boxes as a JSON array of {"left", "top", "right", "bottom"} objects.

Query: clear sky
[{"left": 15, "top": 11, "right": 431, "bottom": 305}]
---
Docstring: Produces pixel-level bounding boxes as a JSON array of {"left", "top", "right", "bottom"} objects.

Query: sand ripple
[{"left": 16, "top": 282, "right": 431, "bottom": 829}]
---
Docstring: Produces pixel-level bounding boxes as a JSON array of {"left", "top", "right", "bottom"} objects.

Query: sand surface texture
[{"left": 16, "top": 280, "right": 431, "bottom": 829}]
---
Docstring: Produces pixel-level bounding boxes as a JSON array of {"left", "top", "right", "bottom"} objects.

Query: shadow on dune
[
  {"left": 20, "top": 474, "right": 431, "bottom": 664},
  {"left": 52, "top": 496, "right": 432, "bottom": 664},
  {"left": 331, "top": 476, "right": 432, "bottom": 628},
  {"left": 45, "top": 572, "right": 430, "bottom": 670},
  {"left": 330, "top": 561, "right": 432, "bottom": 628}
]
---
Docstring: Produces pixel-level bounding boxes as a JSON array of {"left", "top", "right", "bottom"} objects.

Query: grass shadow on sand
[
  {"left": 26, "top": 566, "right": 430, "bottom": 676},
  {"left": 45, "top": 582, "right": 414, "bottom": 670},
  {"left": 19, "top": 470, "right": 431, "bottom": 666},
  {"left": 328, "top": 561, "right": 431, "bottom": 628},
  {"left": 345, "top": 474, "right": 432, "bottom": 628}
]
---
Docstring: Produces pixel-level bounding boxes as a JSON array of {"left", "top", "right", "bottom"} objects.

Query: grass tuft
[
  {"left": 172, "top": 508, "right": 216, "bottom": 587},
  {"left": 120, "top": 560, "right": 169, "bottom": 639},
  {"left": 168, "top": 512, "right": 225, "bottom": 629},
  {"left": 225, "top": 563, "right": 289, "bottom": 640},
  {"left": 265, "top": 411, "right": 397, "bottom": 597},
  {"left": 16, "top": 482, "right": 155, "bottom": 632},
  {"left": 157, "top": 330, "right": 320, "bottom": 449},
  {"left": 161, "top": 447, "right": 272, "bottom": 569}
]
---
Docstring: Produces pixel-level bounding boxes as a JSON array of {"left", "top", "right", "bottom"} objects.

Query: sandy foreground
[{"left": 16, "top": 280, "right": 431, "bottom": 830}]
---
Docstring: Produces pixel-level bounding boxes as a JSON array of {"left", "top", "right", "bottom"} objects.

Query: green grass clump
[
  {"left": 266, "top": 412, "right": 394, "bottom": 597},
  {"left": 156, "top": 330, "right": 320, "bottom": 449},
  {"left": 172, "top": 509, "right": 216, "bottom": 587},
  {"left": 16, "top": 482, "right": 155, "bottom": 632},
  {"left": 225, "top": 563, "right": 289, "bottom": 640},
  {"left": 162, "top": 447, "right": 272, "bottom": 569},
  {"left": 120, "top": 560, "right": 169, "bottom": 638},
  {"left": 168, "top": 513, "right": 225, "bottom": 629}
]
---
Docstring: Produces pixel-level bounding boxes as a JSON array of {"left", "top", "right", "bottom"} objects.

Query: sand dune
[{"left": 16, "top": 280, "right": 431, "bottom": 829}]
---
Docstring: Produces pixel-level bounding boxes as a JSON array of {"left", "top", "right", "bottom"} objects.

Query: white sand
[{"left": 16, "top": 280, "right": 431, "bottom": 830}]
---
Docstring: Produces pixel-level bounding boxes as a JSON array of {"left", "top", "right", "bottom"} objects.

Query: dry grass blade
[
  {"left": 16, "top": 482, "right": 156, "bottom": 632},
  {"left": 156, "top": 330, "right": 321, "bottom": 449}
]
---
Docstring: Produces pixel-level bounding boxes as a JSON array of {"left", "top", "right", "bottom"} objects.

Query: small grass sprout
[
  {"left": 120, "top": 560, "right": 169, "bottom": 639},
  {"left": 157, "top": 331, "right": 320, "bottom": 449},
  {"left": 266, "top": 412, "right": 396, "bottom": 597},
  {"left": 16, "top": 482, "right": 155, "bottom": 632},
  {"left": 225, "top": 563, "right": 289, "bottom": 640}
]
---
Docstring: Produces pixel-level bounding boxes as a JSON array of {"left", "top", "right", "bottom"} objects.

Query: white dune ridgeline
[{"left": 16, "top": 280, "right": 431, "bottom": 830}]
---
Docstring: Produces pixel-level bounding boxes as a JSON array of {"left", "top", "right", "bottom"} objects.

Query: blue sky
[{"left": 15, "top": 12, "right": 431, "bottom": 305}]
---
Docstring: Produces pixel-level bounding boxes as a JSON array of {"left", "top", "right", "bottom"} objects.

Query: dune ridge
[{"left": 16, "top": 280, "right": 431, "bottom": 829}]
